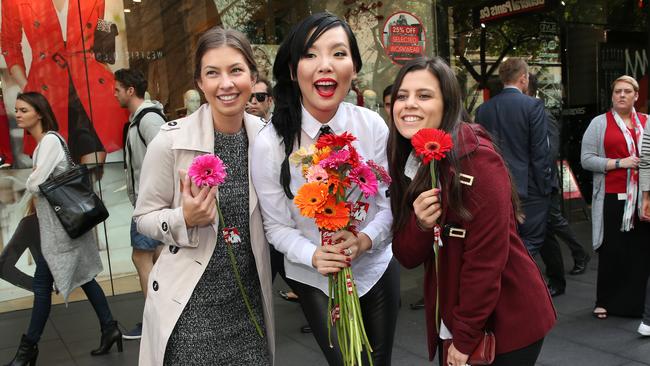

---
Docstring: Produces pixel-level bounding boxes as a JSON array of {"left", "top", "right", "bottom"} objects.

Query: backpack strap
[
  {"left": 125, "top": 108, "right": 166, "bottom": 196},
  {"left": 131, "top": 107, "right": 167, "bottom": 147}
]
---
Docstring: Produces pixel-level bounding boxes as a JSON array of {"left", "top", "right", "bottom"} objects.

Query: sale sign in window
[{"left": 382, "top": 12, "right": 426, "bottom": 65}]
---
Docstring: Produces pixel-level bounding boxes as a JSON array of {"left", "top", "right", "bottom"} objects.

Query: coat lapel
[{"left": 173, "top": 106, "right": 264, "bottom": 227}]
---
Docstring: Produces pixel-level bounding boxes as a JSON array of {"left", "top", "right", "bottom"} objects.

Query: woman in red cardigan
[{"left": 387, "top": 57, "right": 556, "bottom": 366}]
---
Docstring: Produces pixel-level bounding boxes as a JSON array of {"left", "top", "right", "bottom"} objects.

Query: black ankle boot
[
  {"left": 90, "top": 321, "right": 123, "bottom": 356},
  {"left": 5, "top": 334, "right": 38, "bottom": 366}
]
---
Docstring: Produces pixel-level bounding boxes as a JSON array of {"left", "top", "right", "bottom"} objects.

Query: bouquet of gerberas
[{"left": 290, "top": 132, "right": 391, "bottom": 366}]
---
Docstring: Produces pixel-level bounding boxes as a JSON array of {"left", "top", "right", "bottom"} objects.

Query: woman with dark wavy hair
[
  {"left": 251, "top": 12, "right": 399, "bottom": 365},
  {"left": 388, "top": 57, "right": 555, "bottom": 366}
]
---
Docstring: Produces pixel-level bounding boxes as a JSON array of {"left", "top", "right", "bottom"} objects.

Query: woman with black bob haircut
[
  {"left": 388, "top": 57, "right": 556, "bottom": 366},
  {"left": 252, "top": 12, "right": 399, "bottom": 365}
]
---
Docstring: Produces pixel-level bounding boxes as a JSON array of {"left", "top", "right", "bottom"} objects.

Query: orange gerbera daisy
[
  {"left": 312, "top": 147, "right": 332, "bottom": 165},
  {"left": 327, "top": 172, "right": 351, "bottom": 198},
  {"left": 315, "top": 197, "right": 350, "bottom": 231},
  {"left": 293, "top": 182, "right": 329, "bottom": 218}
]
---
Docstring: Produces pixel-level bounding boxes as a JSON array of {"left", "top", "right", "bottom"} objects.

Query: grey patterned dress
[{"left": 163, "top": 128, "right": 270, "bottom": 365}]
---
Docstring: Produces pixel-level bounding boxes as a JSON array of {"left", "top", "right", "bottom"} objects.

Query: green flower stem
[
  {"left": 335, "top": 267, "right": 373, "bottom": 366},
  {"left": 430, "top": 161, "right": 440, "bottom": 335},
  {"left": 217, "top": 202, "right": 264, "bottom": 339}
]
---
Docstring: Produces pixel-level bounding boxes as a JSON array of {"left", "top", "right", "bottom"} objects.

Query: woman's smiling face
[
  {"left": 196, "top": 46, "right": 255, "bottom": 121},
  {"left": 392, "top": 69, "right": 444, "bottom": 139},
  {"left": 296, "top": 26, "right": 357, "bottom": 123}
]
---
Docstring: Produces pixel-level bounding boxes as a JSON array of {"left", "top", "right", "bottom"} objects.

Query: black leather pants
[{"left": 286, "top": 258, "right": 401, "bottom": 366}]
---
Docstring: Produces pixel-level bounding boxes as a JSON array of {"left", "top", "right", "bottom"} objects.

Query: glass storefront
[
  {"left": 448, "top": 0, "right": 649, "bottom": 205},
  {"left": 0, "top": 0, "right": 439, "bottom": 312}
]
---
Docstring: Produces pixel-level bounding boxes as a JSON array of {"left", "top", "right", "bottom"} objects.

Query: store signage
[
  {"left": 559, "top": 160, "right": 584, "bottom": 200},
  {"left": 381, "top": 11, "right": 426, "bottom": 65},
  {"left": 474, "top": 0, "right": 548, "bottom": 25}
]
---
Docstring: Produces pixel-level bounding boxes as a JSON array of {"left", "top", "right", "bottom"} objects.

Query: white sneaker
[{"left": 638, "top": 322, "right": 650, "bottom": 336}]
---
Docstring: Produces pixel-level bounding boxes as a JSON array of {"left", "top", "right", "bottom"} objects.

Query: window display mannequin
[
  {"left": 363, "top": 89, "right": 378, "bottom": 112},
  {"left": 2, "top": 0, "right": 129, "bottom": 164},
  {"left": 183, "top": 89, "right": 201, "bottom": 115}
]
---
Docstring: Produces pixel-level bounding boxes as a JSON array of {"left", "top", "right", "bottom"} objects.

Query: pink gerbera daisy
[
  {"left": 187, "top": 154, "right": 227, "bottom": 187},
  {"left": 350, "top": 164, "right": 378, "bottom": 198},
  {"left": 306, "top": 165, "right": 329, "bottom": 183},
  {"left": 319, "top": 149, "right": 351, "bottom": 170},
  {"left": 366, "top": 160, "right": 392, "bottom": 185}
]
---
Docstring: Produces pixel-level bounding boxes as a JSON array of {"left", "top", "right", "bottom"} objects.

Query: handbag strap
[{"left": 44, "top": 132, "right": 76, "bottom": 168}]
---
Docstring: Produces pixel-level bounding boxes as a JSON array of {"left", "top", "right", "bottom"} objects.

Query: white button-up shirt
[{"left": 251, "top": 102, "right": 393, "bottom": 296}]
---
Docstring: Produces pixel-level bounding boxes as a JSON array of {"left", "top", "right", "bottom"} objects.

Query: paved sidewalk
[{"left": 1, "top": 221, "right": 649, "bottom": 365}]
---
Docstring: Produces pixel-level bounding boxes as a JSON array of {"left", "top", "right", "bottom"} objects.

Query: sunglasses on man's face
[{"left": 249, "top": 92, "right": 269, "bottom": 103}]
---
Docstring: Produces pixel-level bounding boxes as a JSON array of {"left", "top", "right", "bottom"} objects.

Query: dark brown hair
[
  {"left": 194, "top": 27, "right": 258, "bottom": 85},
  {"left": 255, "top": 78, "right": 272, "bottom": 94},
  {"left": 387, "top": 57, "right": 469, "bottom": 232},
  {"left": 16, "top": 92, "right": 58, "bottom": 133},
  {"left": 388, "top": 57, "right": 521, "bottom": 232},
  {"left": 114, "top": 68, "right": 148, "bottom": 98}
]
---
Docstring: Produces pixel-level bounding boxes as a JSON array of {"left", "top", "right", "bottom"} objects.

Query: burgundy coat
[{"left": 393, "top": 123, "right": 556, "bottom": 360}]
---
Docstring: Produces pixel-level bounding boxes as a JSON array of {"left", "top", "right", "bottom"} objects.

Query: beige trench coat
[{"left": 133, "top": 104, "right": 275, "bottom": 365}]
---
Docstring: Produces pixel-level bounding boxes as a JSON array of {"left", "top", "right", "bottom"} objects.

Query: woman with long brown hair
[
  {"left": 387, "top": 57, "right": 555, "bottom": 366},
  {"left": 133, "top": 27, "right": 274, "bottom": 365}
]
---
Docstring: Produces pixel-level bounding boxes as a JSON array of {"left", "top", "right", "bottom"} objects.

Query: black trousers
[
  {"left": 438, "top": 338, "right": 544, "bottom": 366},
  {"left": 596, "top": 194, "right": 650, "bottom": 316},
  {"left": 518, "top": 194, "right": 550, "bottom": 256},
  {"left": 270, "top": 245, "right": 286, "bottom": 282},
  {"left": 0, "top": 215, "right": 41, "bottom": 291},
  {"left": 546, "top": 190, "right": 589, "bottom": 263},
  {"left": 286, "top": 258, "right": 400, "bottom": 366},
  {"left": 540, "top": 191, "right": 566, "bottom": 290},
  {"left": 541, "top": 190, "right": 590, "bottom": 290}
]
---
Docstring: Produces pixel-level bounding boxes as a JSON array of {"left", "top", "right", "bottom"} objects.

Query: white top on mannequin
[{"left": 54, "top": 0, "right": 69, "bottom": 42}]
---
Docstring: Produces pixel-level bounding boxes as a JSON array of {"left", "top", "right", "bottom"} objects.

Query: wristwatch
[{"left": 615, "top": 159, "right": 621, "bottom": 169}]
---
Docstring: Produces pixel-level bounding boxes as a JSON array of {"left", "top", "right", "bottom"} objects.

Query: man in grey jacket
[{"left": 114, "top": 68, "right": 166, "bottom": 339}]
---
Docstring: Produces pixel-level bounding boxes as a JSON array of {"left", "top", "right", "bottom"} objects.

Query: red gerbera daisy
[
  {"left": 411, "top": 128, "right": 453, "bottom": 164},
  {"left": 316, "top": 132, "right": 357, "bottom": 149}
]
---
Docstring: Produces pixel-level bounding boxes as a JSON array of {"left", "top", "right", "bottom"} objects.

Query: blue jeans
[{"left": 25, "top": 253, "right": 113, "bottom": 344}]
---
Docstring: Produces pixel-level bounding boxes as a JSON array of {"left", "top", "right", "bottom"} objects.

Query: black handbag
[
  {"left": 93, "top": 19, "right": 118, "bottom": 64},
  {"left": 38, "top": 133, "right": 109, "bottom": 239}
]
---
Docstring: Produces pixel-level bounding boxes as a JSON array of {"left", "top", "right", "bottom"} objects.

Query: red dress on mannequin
[{"left": 1, "top": 0, "right": 128, "bottom": 156}]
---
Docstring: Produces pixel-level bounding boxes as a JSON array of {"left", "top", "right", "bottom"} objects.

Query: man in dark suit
[
  {"left": 475, "top": 58, "right": 552, "bottom": 256},
  {"left": 527, "top": 74, "right": 590, "bottom": 297}
]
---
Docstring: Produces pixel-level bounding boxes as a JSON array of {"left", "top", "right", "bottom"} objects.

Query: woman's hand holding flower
[
  {"left": 312, "top": 245, "right": 349, "bottom": 276},
  {"left": 413, "top": 188, "right": 441, "bottom": 231},
  {"left": 332, "top": 230, "right": 371, "bottom": 261},
  {"left": 181, "top": 175, "right": 217, "bottom": 227},
  {"left": 311, "top": 231, "right": 371, "bottom": 275}
]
